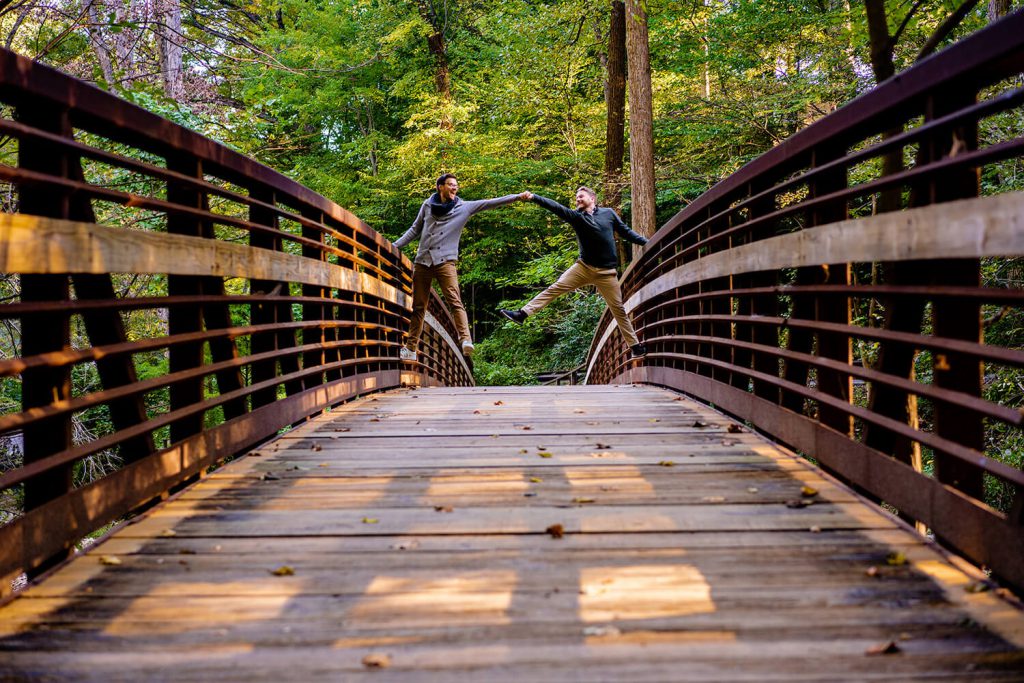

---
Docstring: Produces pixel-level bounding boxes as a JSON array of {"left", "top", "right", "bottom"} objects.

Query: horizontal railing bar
[
  {"left": 644, "top": 351, "right": 1024, "bottom": 487},
  {"left": 641, "top": 313, "right": 1024, "bottom": 368},
  {"left": 0, "top": 293, "right": 411, "bottom": 318},
  {"left": 0, "top": 334, "right": 403, "bottom": 436},
  {"left": 0, "top": 49, "right": 392, "bottom": 251},
  {"left": 641, "top": 85, "right": 1024, "bottom": 270},
  {"left": 0, "top": 352, "right": 401, "bottom": 490},
  {"left": 642, "top": 332, "right": 1023, "bottom": 426},
  {"left": 640, "top": 11, "right": 1024, "bottom": 254},
  {"left": 0, "top": 214, "right": 409, "bottom": 308},
  {"left": 636, "top": 285, "right": 1024, "bottom": 318},
  {"left": 0, "top": 117, "right": 409, "bottom": 272},
  {"left": 0, "top": 165, "right": 406, "bottom": 281},
  {"left": 638, "top": 138, "right": 1024, "bottom": 287},
  {"left": 0, "top": 318, "right": 402, "bottom": 377}
]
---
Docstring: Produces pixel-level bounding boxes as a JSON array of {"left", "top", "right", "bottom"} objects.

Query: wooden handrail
[
  {"left": 0, "top": 46, "right": 472, "bottom": 591},
  {"left": 586, "top": 13, "right": 1024, "bottom": 593}
]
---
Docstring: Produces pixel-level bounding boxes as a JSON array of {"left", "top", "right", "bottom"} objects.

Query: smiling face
[
  {"left": 438, "top": 176, "right": 460, "bottom": 202},
  {"left": 575, "top": 187, "right": 596, "bottom": 212}
]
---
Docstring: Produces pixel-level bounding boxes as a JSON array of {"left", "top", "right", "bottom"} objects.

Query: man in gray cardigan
[{"left": 394, "top": 173, "right": 528, "bottom": 361}]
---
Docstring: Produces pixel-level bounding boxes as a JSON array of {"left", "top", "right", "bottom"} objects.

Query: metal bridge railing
[
  {"left": 587, "top": 13, "right": 1024, "bottom": 592},
  {"left": 0, "top": 48, "right": 472, "bottom": 590}
]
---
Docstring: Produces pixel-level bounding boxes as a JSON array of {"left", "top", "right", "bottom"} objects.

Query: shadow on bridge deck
[{"left": 1, "top": 385, "right": 1022, "bottom": 681}]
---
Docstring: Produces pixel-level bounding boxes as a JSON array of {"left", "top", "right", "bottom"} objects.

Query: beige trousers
[
  {"left": 406, "top": 261, "right": 471, "bottom": 350},
  {"left": 522, "top": 260, "right": 640, "bottom": 347}
]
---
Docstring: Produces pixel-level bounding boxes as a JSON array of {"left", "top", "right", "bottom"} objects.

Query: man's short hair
[
  {"left": 576, "top": 186, "right": 597, "bottom": 200},
  {"left": 437, "top": 173, "right": 457, "bottom": 187}
]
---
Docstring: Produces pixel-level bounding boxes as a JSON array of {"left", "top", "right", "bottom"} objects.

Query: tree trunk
[
  {"left": 156, "top": 0, "right": 185, "bottom": 101},
  {"left": 417, "top": 0, "right": 453, "bottom": 131},
  {"left": 989, "top": 0, "right": 1011, "bottom": 21},
  {"left": 603, "top": 0, "right": 626, "bottom": 213},
  {"left": 625, "top": 0, "right": 657, "bottom": 243},
  {"left": 84, "top": 0, "right": 116, "bottom": 88}
]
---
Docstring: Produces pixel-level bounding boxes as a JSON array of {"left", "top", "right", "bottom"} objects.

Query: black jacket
[{"left": 531, "top": 195, "right": 648, "bottom": 269}]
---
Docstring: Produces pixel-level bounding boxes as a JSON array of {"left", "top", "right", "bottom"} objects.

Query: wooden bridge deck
[{"left": 1, "top": 385, "right": 1022, "bottom": 681}]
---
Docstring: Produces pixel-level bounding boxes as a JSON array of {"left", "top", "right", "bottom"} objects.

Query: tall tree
[
  {"left": 603, "top": 0, "right": 626, "bottom": 213},
  {"left": 156, "top": 0, "right": 184, "bottom": 100},
  {"left": 625, "top": 0, "right": 656, "bottom": 239},
  {"left": 415, "top": 0, "right": 453, "bottom": 131}
]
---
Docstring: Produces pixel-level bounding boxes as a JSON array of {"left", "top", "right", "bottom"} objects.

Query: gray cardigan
[{"left": 394, "top": 194, "right": 520, "bottom": 266}]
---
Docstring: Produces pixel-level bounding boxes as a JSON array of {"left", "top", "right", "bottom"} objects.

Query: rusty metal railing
[
  {"left": 587, "top": 13, "right": 1024, "bottom": 591},
  {"left": 0, "top": 48, "right": 472, "bottom": 590}
]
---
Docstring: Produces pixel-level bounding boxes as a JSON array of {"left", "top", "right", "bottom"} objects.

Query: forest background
[{"left": 0, "top": 0, "right": 1016, "bottom": 387}]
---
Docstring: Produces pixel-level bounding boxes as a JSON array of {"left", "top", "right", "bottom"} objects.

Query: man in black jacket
[{"left": 500, "top": 186, "right": 648, "bottom": 357}]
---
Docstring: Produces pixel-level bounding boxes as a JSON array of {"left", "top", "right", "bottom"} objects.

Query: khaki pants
[
  {"left": 522, "top": 260, "right": 640, "bottom": 347},
  {"left": 406, "top": 261, "right": 471, "bottom": 350}
]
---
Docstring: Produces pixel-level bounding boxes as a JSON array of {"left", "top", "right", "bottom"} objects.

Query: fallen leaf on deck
[
  {"left": 362, "top": 653, "right": 391, "bottom": 669},
  {"left": 530, "top": 477, "right": 543, "bottom": 483},
  {"left": 160, "top": 529, "right": 176, "bottom": 538},
  {"left": 594, "top": 443, "right": 611, "bottom": 449},
  {"left": 866, "top": 566, "right": 880, "bottom": 578},
  {"left": 310, "top": 443, "right": 322, "bottom": 452},
  {"left": 472, "top": 410, "right": 482, "bottom": 414},
  {"left": 673, "top": 396, "right": 683, "bottom": 401},
  {"left": 434, "top": 506, "right": 454, "bottom": 513},
  {"left": 785, "top": 499, "right": 813, "bottom": 508},
  {"left": 99, "top": 556, "right": 122, "bottom": 566},
  {"left": 810, "top": 525, "right": 822, "bottom": 533},
  {"left": 800, "top": 486, "right": 819, "bottom": 497},
  {"left": 586, "top": 421, "right": 599, "bottom": 425},
  {"left": 865, "top": 641, "right": 901, "bottom": 656},
  {"left": 538, "top": 452, "right": 553, "bottom": 458},
  {"left": 269, "top": 565, "right": 295, "bottom": 576},
  {"left": 369, "top": 418, "right": 380, "bottom": 422},
  {"left": 573, "top": 409, "right": 586, "bottom": 414},
  {"left": 337, "top": 428, "right": 351, "bottom": 432},
  {"left": 319, "top": 463, "right": 329, "bottom": 467},
  {"left": 178, "top": 548, "right": 196, "bottom": 555},
  {"left": 545, "top": 523, "right": 564, "bottom": 539},
  {"left": 261, "top": 473, "right": 280, "bottom": 481},
  {"left": 572, "top": 497, "right": 595, "bottom": 504},
  {"left": 494, "top": 401, "right": 504, "bottom": 406},
  {"left": 747, "top": 487, "right": 759, "bottom": 493},
  {"left": 886, "top": 551, "right": 907, "bottom": 566},
  {"left": 521, "top": 426, "right": 533, "bottom": 430},
  {"left": 658, "top": 460, "right": 676, "bottom": 467},
  {"left": 727, "top": 424, "right": 744, "bottom": 433},
  {"left": 703, "top": 496, "right": 726, "bottom": 503},
  {"left": 519, "top": 449, "right": 529, "bottom": 454},
  {"left": 649, "top": 418, "right": 660, "bottom": 423},
  {"left": 362, "top": 517, "right": 379, "bottom": 524},
  {"left": 965, "top": 581, "right": 991, "bottom": 594},
  {"left": 693, "top": 420, "right": 708, "bottom": 428}
]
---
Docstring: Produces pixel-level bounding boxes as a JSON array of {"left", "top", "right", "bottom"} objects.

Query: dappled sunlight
[
  {"left": 347, "top": 570, "right": 518, "bottom": 627},
  {"left": 423, "top": 472, "right": 528, "bottom": 500},
  {"left": 578, "top": 564, "right": 714, "bottom": 623},
  {"left": 101, "top": 580, "right": 303, "bottom": 636},
  {"left": 565, "top": 465, "right": 656, "bottom": 499}
]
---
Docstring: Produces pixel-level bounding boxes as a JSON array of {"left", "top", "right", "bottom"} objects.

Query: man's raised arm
[
  {"left": 528, "top": 194, "right": 577, "bottom": 223},
  {"left": 464, "top": 192, "right": 530, "bottom": 216},
  {"left": 612, "top": 211, "right": 649, "bottom": 246},
  {"left": 393, "top": 201, "right": 427, "bottom": 248}
]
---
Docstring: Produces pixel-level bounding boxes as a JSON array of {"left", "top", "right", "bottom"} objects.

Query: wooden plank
[{"left": 1, "top": 384, "right": 1021, "bottom": 682}]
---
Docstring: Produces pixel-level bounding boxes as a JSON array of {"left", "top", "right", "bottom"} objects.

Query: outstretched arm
[
  {"left": 393, "top": 201, "right": 427, "bottom": 248},
  {"left": 612, "top": 211, "right": 649, "bottom": 246},
  {"left": 464, "top": 193, "right": 525, "bottom": 216},
  {"left": 529, "top": 194, "right": 577, "bottom": 223}
]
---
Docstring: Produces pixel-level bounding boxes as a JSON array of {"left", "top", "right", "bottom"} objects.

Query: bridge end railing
[
  {"left": 587, "top": 13, "right": 1024, "bottom": 593},
  {"left": 0, "top": 47, "right": 471, "bottom": 593}
]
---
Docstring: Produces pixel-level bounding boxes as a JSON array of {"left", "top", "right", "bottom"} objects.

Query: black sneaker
[
  {"left": 630, "top": 343, "right": 648, "bottom": 358},
  {"left": 500, "top": 308, "right": 527, "bottom": 325}
]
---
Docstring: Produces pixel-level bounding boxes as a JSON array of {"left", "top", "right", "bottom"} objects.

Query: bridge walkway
[{"left": 1, "top": 385, "right": 1022, "bottom": 681}]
